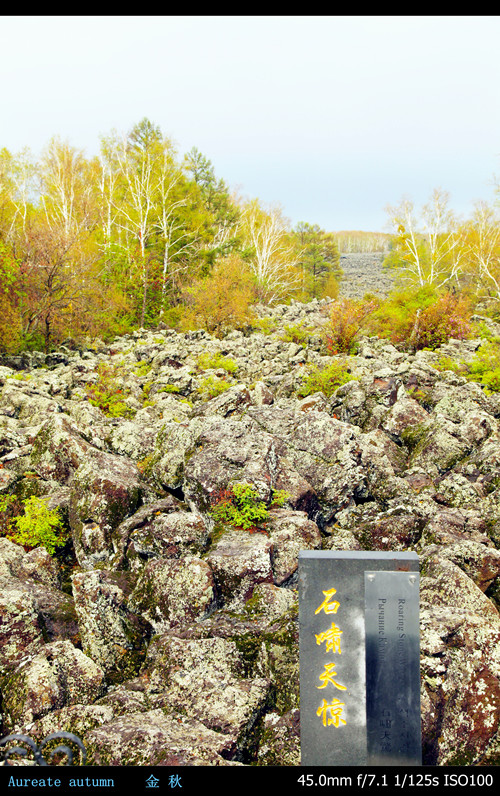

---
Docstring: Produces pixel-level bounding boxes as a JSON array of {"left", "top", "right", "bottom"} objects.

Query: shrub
[
  {"left": 134, "top": 360, "right": 152, "bottom": 378},
  {"left": 85, "top": 363, "right": 134, "bottom": 417},
  {"left": 406, "top": 385, "right": 431, "bottom": 406},
  {"left": 280, "top": 323, "right": 312, "bottom": 346},
  {"left": 480, "top": 368, "right": 500, "bottom": 393},
  {"left": 415, "top": 293, "right": 471, "bottom": 349},
  {"left": 210, "top": 482, "right": 289, "bottom": 531},
  {"left": 323, "top": 298, "right": 378, "bottom": 354},
  {"left": 320, "top": 271, "right": 340, "bottom": 300},
  {"left": 197, "top": 351, "right": 238, "bottom": 374},
  {"left": 197, "top": 374, "right": 233, "bottom": 399},
  {"left": 137, "top": 454, "right": 154, "bottom": 475},
  {"left": 473, "top": 321, "right": 495, "bottom": 341},
  {"left": 252, "top": 317, "right": 277, "bottom": 335},
  {"left": 367, "top": 286, "right": 435, "bottom": 347},
  {"left": 368, "top": 288, "right": 471, "bottom": 351},
  {"left": 466, "top": 341, "right": 500, "bottom": 393},
  {"left": 181, "top": 255, "right": 254, "bottom": 336},
  {"left": 161, "top": 305, "right": 184, "bottom": 329},
  {"left": 297, "top": 360, "right": 354, "bottom": 398},
  {"left": 435, "top": 340, "right": 500, "bottom": 394},
  {"left": 435, "top": 355, "right": 469, "bottom": 376},
  {"left": 6, "top": 495, "right": 68, "bottom": 555}
]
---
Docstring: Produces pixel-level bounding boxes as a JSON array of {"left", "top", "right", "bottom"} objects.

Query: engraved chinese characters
[
  {"left": 315, "top": 587, "right": 347, "bottom": 729},
  {"left": 299, "top": 551, "right": 421, "bottom": 767}
]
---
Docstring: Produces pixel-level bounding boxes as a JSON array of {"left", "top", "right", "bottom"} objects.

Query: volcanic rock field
[{"left": 0, "top": 271, "right": 499, "bottom": 766}]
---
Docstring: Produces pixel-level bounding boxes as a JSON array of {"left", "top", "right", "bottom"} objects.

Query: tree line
[
  {"left": 319, "top": 184, "right": 500, "bottom": 368},
  {"left": 1, "top": 118, "right": 499, "bottom": 355},
  {"left": 383, "top": 187, "right": 500, "bottom": 302},
  {"left": 0, "top": 118, "right": 341, "bottom": 353},
  {"left": 331, "top": 231, "right": 390, "bottom": 253}
]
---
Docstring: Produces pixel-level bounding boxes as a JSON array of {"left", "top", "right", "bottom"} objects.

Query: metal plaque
[{"left": 365, "top": 570, "right": 421, "bottom": 766}]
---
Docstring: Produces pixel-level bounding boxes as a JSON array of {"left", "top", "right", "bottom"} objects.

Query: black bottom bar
[{"left": 1, "top": 765, "right": 498, "bottom": 793}]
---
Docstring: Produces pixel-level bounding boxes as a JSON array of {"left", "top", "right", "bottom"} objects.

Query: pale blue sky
[{"left": 2, "top": 15, "right": 499, "bottom": 231}]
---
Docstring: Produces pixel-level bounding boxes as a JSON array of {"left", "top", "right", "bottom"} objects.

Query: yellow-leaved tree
[
  {"left": 239, "top": 199, "right": 302, "bottom": 304},
  {"left": 384, "top": 189, "right": 463, "bottom": 289},
  {"left": 456, "top": 201, "right": 500, "bottom": 302},
  {"left": 181, "top": 254, "right": 254, "bottom": 336}
]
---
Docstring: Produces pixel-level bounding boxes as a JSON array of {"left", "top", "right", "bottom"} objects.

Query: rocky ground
[
  {"left": 338, "top": 252, "right": 394, "bottom": 299},
  {"left": 0, "top": 296, "right": 499, "bottom": 766}
]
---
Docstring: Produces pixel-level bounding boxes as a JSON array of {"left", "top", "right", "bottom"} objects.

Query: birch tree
[
  {"left": 459, "top": 202, "right": 500, "bottom": 299},
  {"left": 385, "top": 197, "right": 428, "bottom": 287},
  {"left": 421, "top": 188, "right": 463, "bottom": 287},
  {"left": 385, "top": 189, "right": 463, "bottom": 288},
  {"left": 39, "top": 138, "right": 97, "bottom": 240},
  {"left": 240, "top": 200, "right": 302, "bottom": 304},
  {"left": 154, "top": 144, "right": 200, "bottom": 310},
  {"left": 100, "top": 124, "right": 161, "bottom": 327},
  {"left": 0, "top": 147, "right": 38, "bottom": 243},
  {"left": 97, "top": 151, "right": 121, "bottom": 251}
]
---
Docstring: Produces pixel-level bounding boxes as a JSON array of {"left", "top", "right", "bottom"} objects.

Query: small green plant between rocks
[
  {"left": 1, "top": 494, "right": 69, "bottom": 555},
  {"left": 280, "top": 322, "right": 312, "bottom": 345},
  {"left": 197, "top": 351, "right": 238, "bottom": 374},
  {"left": 466, "top": 341, "right": 500, "bottom": 393},
  {"left": 436, "top": 341, "right": 500, "bottom": 394},
  {"left": 297, "top": 360, "right": 354, "bottom": 399},
  {"left": 210, "top": 482, "right": 290, "bottom": 531},
  {"left": 85, "top": 362, "right": 135, "bottom": 417},
  {"left": 197, "top": 374, "right": 233, "bottom": 399},
  {"left": 251, "top": 317, "right": 277, "bottom": 335}
]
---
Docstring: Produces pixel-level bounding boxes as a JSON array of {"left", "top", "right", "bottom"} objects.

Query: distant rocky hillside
[
  {"left": 0, "top": 300, "right": 499, "bottom": 766},
  {"left": 339, "top": 252, "right": 395, "bottom": 299}
]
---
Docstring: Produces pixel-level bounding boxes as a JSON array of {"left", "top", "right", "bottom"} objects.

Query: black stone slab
[{"left": 298, "top": 551, "right": 420, "bottom": 767}]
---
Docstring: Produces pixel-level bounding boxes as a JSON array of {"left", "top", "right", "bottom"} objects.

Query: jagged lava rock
[{"left": 1, "top": 301, "right": 500, "bottom": 764}]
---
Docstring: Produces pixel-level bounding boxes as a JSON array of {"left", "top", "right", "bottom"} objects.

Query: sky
[{"left": 1, "top": 15, "right": 500, "bottom": 232}]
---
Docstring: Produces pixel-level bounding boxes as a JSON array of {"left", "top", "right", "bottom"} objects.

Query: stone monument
[{"left": 298, "top": 551, "right": 421, "bottom": 766}]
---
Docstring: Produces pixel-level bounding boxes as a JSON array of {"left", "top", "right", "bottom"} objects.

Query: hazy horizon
[{"left": 1, "top": 15, "right": 499, "bottom": 232}]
